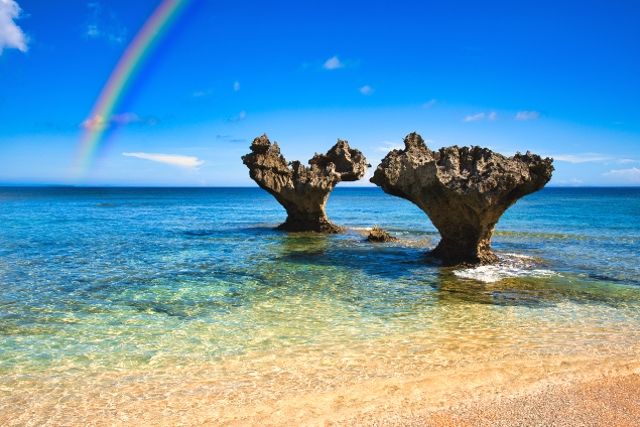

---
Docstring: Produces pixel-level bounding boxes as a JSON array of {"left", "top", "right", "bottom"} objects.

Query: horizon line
[{"left": 1, "top": 184, "right": 639, "bottom": 189}]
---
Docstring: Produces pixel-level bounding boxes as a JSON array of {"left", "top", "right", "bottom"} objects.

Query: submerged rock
[
  {"left": 371, "top": 132, "right": 553, "bottom": 265},
  {"left": 242, "top": 134, "right": 369, "bottom": 232},
  {"left": 366, "top": 226, "right": 398, "bottom": 243}
]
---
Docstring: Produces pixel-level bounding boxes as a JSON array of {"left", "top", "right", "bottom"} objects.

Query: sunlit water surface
[{"left": 1, "top": 187, "right": 639, "bottom": 423}]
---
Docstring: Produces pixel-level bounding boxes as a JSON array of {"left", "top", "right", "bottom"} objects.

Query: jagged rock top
[
  {"left": 243, "top": 134, "right": 369, "bottom": 191},
  {"left": 309, "top": 140, "right": 370, "bottom": 181},
  {"left": 371, "top": 132, "right": 554, "bottom": 201}
]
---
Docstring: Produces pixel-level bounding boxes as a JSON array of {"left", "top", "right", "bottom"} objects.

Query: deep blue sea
[{"left": 1, "top": 186, "right": 640, "bottom": 423}]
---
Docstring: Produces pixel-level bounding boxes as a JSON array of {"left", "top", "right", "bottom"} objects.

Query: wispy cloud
[
  {"left": 227, "top": 110, "right": 246, "bottom": 122},
  {"left": 617, "top": 158, "right": 638, "bottom": 164},
  {"left": 359, "top": 85, "right": 374, "bottom": 95},
  {"left": 464, "top": 111, "right": 497, "bottom": 122},
  {"left": 515, "top": 110, "right": 540, "bottom": 121},
  {"left": 192, "top": 89, "right": 213, "bottom": 98},
  {"left": 81, "top": 115, "right": 108, "bottom": 131},
  {"left": 376, "top": 141, "right": 404, "bottom": 152},
  {"left": 323, "top": 55, "right": 344, "bottom": 70},
  {"left": 602, "top": 167, "right": 640, "bottom": 183},
  {"left": 551, "top": 153, "right": 611, "bottom": 164},
  {"left": 464, "top": 113, "right": 485, "bottom": 122},
  {"left": 122, "top": 152, "right": 204, "bottom": 169},
  {"left": 216, "top": 134, "right": 246, "bottom": 143},
  {"left": 233, "top": 81, "right": 240, "bottom": 91},
  {"left": 554, "top": 178, "right": 584, "bottom": 186},
  {"left": 85, "top": 2, "right": 126, "bottom": 44},
  {"left": 422, "top": 99, "right": 437, "bottom": 109},
  {"left": 81, "top": 113, "right": 156, "bottom": 131},
  {"left": 0, "top": 0, "right": 28, "bottom": 54}
]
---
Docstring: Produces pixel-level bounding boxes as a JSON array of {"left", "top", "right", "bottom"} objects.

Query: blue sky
[{"left": 0, "top": 0, "right": 639, "bottom": 186}]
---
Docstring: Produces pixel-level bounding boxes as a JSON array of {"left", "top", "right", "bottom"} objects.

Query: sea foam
[{"left": 453, "top": 253, "right": 557, "bottom": 283}]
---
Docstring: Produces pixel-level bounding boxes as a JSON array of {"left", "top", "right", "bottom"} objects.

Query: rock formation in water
[
  {"left": 242, "top": 134, "right": 369, "bottom": 232},
  {"left": 371, "top": 132, "right": 553, "bottom": 265},
  {"left": 366, "top": 226, "right": 398, "bottom": 243}
]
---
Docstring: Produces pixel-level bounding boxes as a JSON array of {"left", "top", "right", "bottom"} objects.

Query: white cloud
[
  {"left": 551, "top": 153, "right": 611, "bottom": 163},
  {"left": 122, "top": 152, "right": 204, "bottom": 169},
  {"left": 81, "top": 115, "right": 107, "bottom": 131},
  {"left": 81, "top": 112, "right": 153, "bottom": 131},
  {"left": 359, "top": 85, "right": 374, "bottom": 95},
  {"left": 602, "top": 167, "right": 640, "bottom": 183},
  {"left": 111, "top": 112, "right": 142, "bottom": 125},
  {"left": 464, "top": 113, "right": 485, "bottom": 122},
  {"left": 554, "top": 178, "right": 584, "bottom": 186},
  {"left": 617, "top": 158, "right": 638, "bottom": 164},
  {"left": 228, "top": 110, "right": 246, "bottom": 122},
  {"left": 85, "top": 2, "right": 126, "bottom": 44},
  {"left": 464, "top": 111, "right": 497, "bottom": 122},
  {"left": 515, "top": 110, "right": 540, "bottom": 121},
  {"left": 0, "top": 0, "right": 28, "bottom": 54},
  {"left": 233, "top": 81, "right": 240, "bottom": 91},
  {"left": 323, "top": 55, "right": 344, "bottom": 70},
  {"left": 422, "top": 99, "right": 437, "bottom": 109}
]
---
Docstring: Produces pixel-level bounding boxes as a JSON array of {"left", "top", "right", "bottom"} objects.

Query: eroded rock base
[{"left": 277, "top": 216, "right": 342, "bottom": 233}]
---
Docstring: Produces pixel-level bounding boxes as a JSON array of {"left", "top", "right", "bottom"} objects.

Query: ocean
[{"left": 1, "top": 186, "right": 639, "bottom": 423}]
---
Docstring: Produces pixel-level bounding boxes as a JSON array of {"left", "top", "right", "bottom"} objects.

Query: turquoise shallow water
[{"left": 1, "top": 186, "right": 640, "bottom": 381}]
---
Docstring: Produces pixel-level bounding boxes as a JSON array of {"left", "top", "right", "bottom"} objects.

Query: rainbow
[{"left": 75, "top": 0, "right": 191, "bottom": 175}]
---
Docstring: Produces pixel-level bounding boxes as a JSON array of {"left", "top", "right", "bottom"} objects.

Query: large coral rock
[
  {"left": 242, "top": 134, "right": 369, "bottom": 232},
  {"left": 371, "top": 132, "right": 553, "bottom": 265}
]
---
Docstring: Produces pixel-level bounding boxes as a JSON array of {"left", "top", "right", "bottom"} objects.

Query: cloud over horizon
[
  {"left": 122, "top": 152, "right": 204, "bottom": 169},
  {"left": 602, "top": 167, "right": 640, "bottom": 183},
  {"left": 0, "top": 0, "right": 28, "bottom": 54}
]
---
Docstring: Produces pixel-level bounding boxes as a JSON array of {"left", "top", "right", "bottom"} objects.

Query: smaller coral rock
[
  {"left": 371, "top": 132, "right": 554, "bottom": 265},
  {"left": 242, "top": 135, "right": 369, "bottom": 232},
  {"left": 366, "top": 226, "right": 398, "bottom": 243}
]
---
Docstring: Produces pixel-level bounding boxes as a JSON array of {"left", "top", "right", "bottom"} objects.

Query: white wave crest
[{"left": 453, "top": 254, "right": 557, "bottom": 283}]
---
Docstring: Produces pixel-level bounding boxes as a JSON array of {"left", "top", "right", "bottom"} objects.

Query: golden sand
[{"left": 2, "top": 350, "right": 639, "bottom": 426}]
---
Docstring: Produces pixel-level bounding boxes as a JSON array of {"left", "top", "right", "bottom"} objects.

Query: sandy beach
[
  {"left": 3, "top": 349, "right": 639, "bottom": 426},
  {"left": 337, "top": 373, "right": 640, "bottom": 426},
  {"left": 425, "top": 373, "right": 640, "bottom": 427}
]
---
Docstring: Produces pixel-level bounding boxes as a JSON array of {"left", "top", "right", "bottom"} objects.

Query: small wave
[
  {"left": 349, "top": 226, "right": 373, "bottom": 233},
  {"left": 453, "top": 254, "right": 557, "bottom": 283},
  {"left": 182, "top": 229, "right": 217, "bottom": 237}
]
